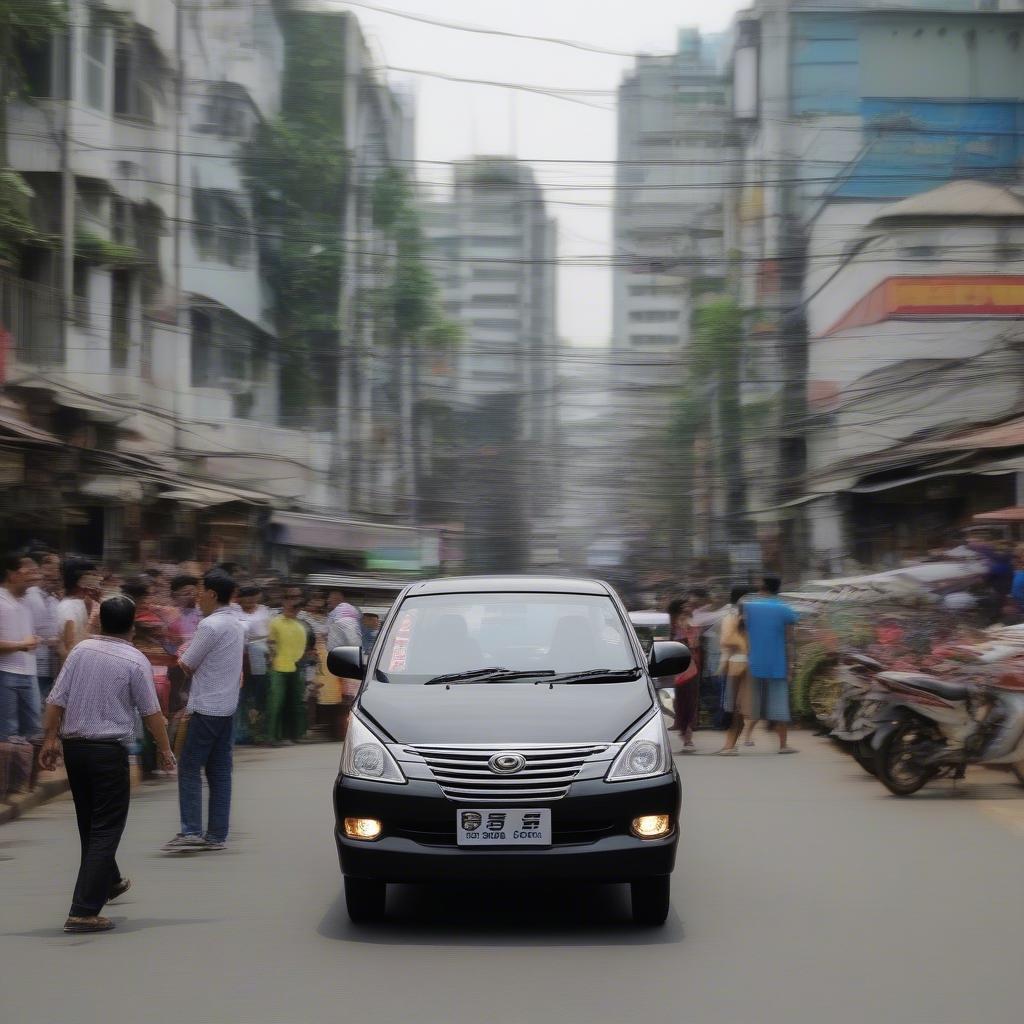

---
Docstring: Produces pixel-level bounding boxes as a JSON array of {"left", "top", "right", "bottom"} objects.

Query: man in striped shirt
[
  {"left": 162, "top": 570, "right": 245, "bottom": 853},
  {"left": 40, "top": 596, "right": 175, "bottom": 934}
]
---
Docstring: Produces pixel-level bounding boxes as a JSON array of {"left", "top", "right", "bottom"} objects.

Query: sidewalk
[{"left": 0, "top": 766, "right": 70, "bottom": 826}]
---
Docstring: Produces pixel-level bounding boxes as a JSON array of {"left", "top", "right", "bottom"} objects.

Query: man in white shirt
[
  {"left": 0, "top": 553, "right": 42, "bottom": 742},
  {"left": 162, "top": 570, "right": 245, "bottom": 853},
  {"left": 57, "top": 565, "right": 101, "bottom": 665}
]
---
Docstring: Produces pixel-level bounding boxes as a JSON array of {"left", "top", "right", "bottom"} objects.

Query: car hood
[{"left": 358, "top": 678, "right": 655, "bottom": 745}]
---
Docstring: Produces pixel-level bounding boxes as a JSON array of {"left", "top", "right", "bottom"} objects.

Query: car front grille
[{"left": 403, "top": 743, "right": 611, "bottom": 803}]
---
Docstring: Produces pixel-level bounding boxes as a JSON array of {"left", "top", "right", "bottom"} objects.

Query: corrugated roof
[{"left": 872, "top": 181, "right": 1024, "bottom": 223}]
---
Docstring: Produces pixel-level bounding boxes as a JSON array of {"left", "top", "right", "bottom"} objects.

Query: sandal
[{"left": 64, "top": 915, "right": 114, "bottom": 933}]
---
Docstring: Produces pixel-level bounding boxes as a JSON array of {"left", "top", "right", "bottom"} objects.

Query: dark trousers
[
  {"left": 672, "top": 680, "right": 699, "bottom": 735},
  {"left": 63, "top": 739, "right": 129, "bottom": 918},
  {"left": 178, "top": 712, "right": 234, "bottom": 843}
]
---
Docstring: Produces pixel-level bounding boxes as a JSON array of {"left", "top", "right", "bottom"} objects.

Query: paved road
[{"left": 2, "top": 732, "right": 1022, "bottom": 1024}]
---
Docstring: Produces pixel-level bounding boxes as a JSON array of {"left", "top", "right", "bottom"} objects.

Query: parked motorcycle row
[{"left": 817, "top": 653, "right": 1024, "bottom": 796}]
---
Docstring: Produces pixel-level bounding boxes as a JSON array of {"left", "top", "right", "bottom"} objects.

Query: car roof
[{"left": 403, "top": 575, "right": 613, "bottom": 597}]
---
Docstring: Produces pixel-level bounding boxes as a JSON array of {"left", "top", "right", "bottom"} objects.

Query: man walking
[
  {"left": 266, "top": 584, "right": 309, "bottom": 745},
  {"left": 162, "top": 571, "right": 244, "bottom": 852},
  {"left": 39, "top": 596, "right": 175, "bottom": 933},
  {"left": 0, "top": 553, "right": 42, "bottom": 744},
  {"left": 742, "top": 575, "right": 800, "bottom": 754}
]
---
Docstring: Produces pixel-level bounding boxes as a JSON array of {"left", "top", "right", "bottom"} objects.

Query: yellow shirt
[{"left": 268, "top": 615, "right": 307, "bottom": 673}]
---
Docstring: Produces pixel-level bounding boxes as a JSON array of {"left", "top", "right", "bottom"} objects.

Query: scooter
[
  {"left": 869, "top": 671, "right": 1024, "bottom": 796},
  {"left": 829, "top": 653, "right": 885, "bottom": 775}
]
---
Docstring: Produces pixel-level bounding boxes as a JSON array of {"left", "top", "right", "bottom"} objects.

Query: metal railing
[{"left": 0, "top": 272, "right": 64, "bottom": 366}]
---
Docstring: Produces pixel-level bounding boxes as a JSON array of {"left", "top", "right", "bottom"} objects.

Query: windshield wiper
[
  {"left": 546, "top": 668, "right": 643, "bottom": 685},
  {"left": 424, "top": 668, "right": 556, "bottom": 686}
]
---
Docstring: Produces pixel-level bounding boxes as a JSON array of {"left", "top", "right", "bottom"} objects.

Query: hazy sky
[{"left": 322, "top": 1, "right": 744, "bottom": 346}]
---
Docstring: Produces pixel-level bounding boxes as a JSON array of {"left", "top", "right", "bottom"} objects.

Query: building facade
[
  {"left": 0, "top": 0, "right": 435, "bottom": 571},
  {"left": 423, "top": 157, "right": 559, "bottom": 571},
  {"left": 725, "top": 0, "right": 1024, "bottom": 573}
]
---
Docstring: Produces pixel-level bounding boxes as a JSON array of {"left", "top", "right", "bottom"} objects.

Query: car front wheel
[
  {"left": 344, "top": 876, "right": 386, "bottom": 923},
  {"left": 630, "top": 876, "right": 670, "bottom": 926}
]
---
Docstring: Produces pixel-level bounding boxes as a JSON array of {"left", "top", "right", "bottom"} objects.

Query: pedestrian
[
  {"left": 690, "top": 587, "right": 729, "bottom": 729},
  {"left": 122, "top": 577, "right": 176, "bottom": 776},
  {"left": 715, "top": 586, "right": 761, "bottom": 755},
  {"left": 300, "top": 589, "right": 333, "bottom": 736},
  {"left": 668, "top": 596, "right": 699, "bottom": 751},
  {"left": 0, "top": 553, "right": 42, "bottom": 747},
  {"left": 327, "top": 589, "right": 363, "bottom": 738},
  {"left": 25, "top": 549, "right": 62, "bottom": 703},
  {"left": 741, "top": 575, "right": 800, "bottom": 754},
  {"left": 266, "top": 584, "right": 309, "bottom": 746},
  {"left": 57, "top": 561, "right": 100, "bottom": 666},
  {"left": 39, "top": 595, "right": 175, "bottom": 933},
  {"left": 161, "top": 570, "right": 245, "bottom": 852},
  {"left": 236, "top": 585, "right": 271, "bottom": 744},
  {"left": 361, "top": 612, "right": 381, "bottom": 658}
]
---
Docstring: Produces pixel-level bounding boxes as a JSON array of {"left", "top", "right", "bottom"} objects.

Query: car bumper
[{"left": 333, "top": 772, "right": 681, "bottom": 883}]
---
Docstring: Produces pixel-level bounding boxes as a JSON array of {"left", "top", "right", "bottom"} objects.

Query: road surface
[{"left": 2, "top": 732, "right": 1022, "bottom": 1024}]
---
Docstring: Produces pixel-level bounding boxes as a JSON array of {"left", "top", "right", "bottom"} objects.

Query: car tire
[
  {"left": 630, "top": 876, "right": 670, "bottom": 926},
  {"left": 344, "top": 876, "right": 386, "bottom": 923}
]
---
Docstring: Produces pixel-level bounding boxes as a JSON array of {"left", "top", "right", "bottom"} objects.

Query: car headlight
[
  {"left": 341, "top": 713, "right": 406, "bottom": 785},
  {"left": 606, "top": 712, "right": 672, "bottom": 782}
]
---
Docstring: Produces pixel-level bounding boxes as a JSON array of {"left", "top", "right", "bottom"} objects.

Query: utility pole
[{"left": 60, "top": 9, "right": 77, "bottom": 317}]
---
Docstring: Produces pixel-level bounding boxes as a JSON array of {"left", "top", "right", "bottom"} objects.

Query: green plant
[
  {"left": 0, "top": 166, "right": 34, "bottom": 266},
  {"left": 75, "top": 228, "right": 142, "bottom": 268}
]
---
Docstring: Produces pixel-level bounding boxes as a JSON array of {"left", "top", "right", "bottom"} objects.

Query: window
[
  {"left": 83, "top": 18, "right": 107, "bottom": 111},
  {"left": 902, "top": 245, "right": 936, "bottom": 260},
  {"left": 629, "top": 309, "right": 680, "bottom": 322},
  {"left": 110, "top": 270, "right": 132, "bottom": 370},
  {"left": 17, "top": 32, "right": 68, "bottom": 98},
  {"left": 473, "top": 267, "right": 520, "bottom": 282},
  {"left": 191, "top": 310, "right": 213, "bottom": 386},
  {"left": 472, "top": 318, "right": 520, "bottom": 330},
  {"left": 470, "top": 294, "right": 518, "bottom": 306},
  {"left": 190, "top": 307, "right": 256, "bottom": 389},
  {"left": 628, "top": 284, "right": 679, "bottom": 297},
  {"left": 112, "top": 199, "right": 134, "bottom": 246},
  {"left": 113, "top": 29, "right": 161, "bottom": 123},
  {"left": 630, "top": 334, "right": 678, "bottom": 346},
  {"left": 73, "top": 261, "right": 90, "bottom": 327},
  {"left": 198, "top": 83, "right": 250, "bottom": 139},
  {"left": 376, "top": 593, "right": 635, "bottom": 681},
  {"left": 468, "top": 236, "right": 521, "bottom": 249},
  {"left": 192, "top": 190, "right": 250, "bottom": 267}
]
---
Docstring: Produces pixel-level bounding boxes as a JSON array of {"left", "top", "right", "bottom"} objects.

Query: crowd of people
[
  {"left": 0, "top": 548, "right": 381, "bottom": 799},
  {"left": 663, "top": 575, "right": 801, "bottom": 756}
]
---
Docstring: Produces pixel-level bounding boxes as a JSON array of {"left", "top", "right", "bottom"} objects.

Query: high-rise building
[
  {"left": 423, "top": 157, "right": 559, "bottom": 571},
  {"left": 609, "top": 29, "right": 735, "bottom": 569}
]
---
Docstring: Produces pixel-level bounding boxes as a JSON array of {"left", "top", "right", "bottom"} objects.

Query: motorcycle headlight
[
  {"left": 341, "top": 713, "right": 406, "bottom": 785},
  {"left": 606, "top": 712, "right": 672, "bottom": 782}
]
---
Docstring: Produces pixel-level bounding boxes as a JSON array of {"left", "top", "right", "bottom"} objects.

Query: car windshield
[{"left": 375, "top": 592, "right": 638, "bottom": 683}]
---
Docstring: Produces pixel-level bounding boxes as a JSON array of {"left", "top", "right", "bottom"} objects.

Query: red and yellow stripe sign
[{"left": 821, "top": 276, "right": 1024, "bottom": 337}]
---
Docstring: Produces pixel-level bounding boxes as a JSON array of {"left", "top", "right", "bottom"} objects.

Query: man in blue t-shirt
[{"left": 742, "top": 576, "right": 800, "bottom": 754}]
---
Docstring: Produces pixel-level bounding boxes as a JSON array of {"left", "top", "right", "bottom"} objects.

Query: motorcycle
[
  {"left": 829, "top": 653, "right": 885, "bottom": 775},
  {"left": 868, "top": 671, "right": 1024, "bottom": 796}
]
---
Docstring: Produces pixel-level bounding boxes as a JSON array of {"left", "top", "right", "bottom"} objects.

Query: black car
[{"left": 328, "top": 576, "right": 689, "bottom": 926}]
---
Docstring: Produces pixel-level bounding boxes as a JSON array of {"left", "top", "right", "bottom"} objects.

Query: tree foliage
[{"left": 0, "top": 0, "right": 66, "bottom": 266}]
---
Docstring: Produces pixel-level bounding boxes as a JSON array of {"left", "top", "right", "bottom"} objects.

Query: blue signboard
[{"left": 834, "top": 99, "right": 1024, "bottom": 200}]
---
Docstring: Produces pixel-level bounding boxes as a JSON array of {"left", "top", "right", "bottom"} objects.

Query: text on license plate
[{"left": 457, "top": 807, "right": 552, "bottom": 846}]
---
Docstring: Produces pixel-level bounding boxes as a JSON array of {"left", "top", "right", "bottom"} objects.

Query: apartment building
[
  {"left": 423, "top": 157, "right": 559, "bottom": 570},
  {"left": 0, "top": 1, "right": 432, "bottom": 569}
]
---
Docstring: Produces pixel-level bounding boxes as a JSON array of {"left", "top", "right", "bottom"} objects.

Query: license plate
[{"left": 456, "top": 808, "right": 552, "bottom": 846}]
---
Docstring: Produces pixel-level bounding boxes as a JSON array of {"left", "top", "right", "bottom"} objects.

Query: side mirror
[
  {"left": 327, "top": 645, "right": 365, "bottom": 680},
  {"left": 648, "top": 641, "right": 691, "bottom": 679}
]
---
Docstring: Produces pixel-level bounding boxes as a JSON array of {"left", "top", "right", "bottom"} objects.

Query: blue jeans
[
  {"left": 0, "top": 670, "right": 41, "bottom": 740},
  {"left": 178, "top": 712, "right": 234, "bottom": 843}
]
